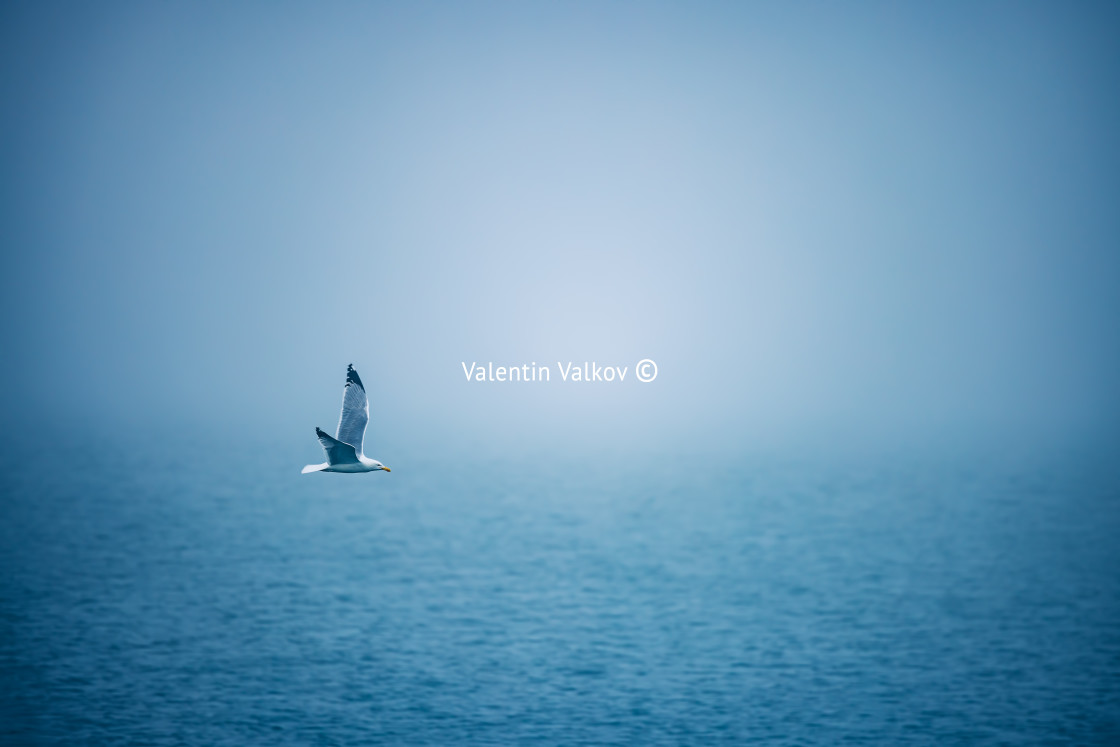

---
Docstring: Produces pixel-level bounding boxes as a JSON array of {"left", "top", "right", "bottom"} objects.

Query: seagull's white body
[{"left": 302, "top": 364, "right": 390, "bottom": 475}]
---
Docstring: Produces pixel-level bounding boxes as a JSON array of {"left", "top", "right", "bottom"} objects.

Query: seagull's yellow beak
[{"left": 382, "top": 466, "right": 391, "bottom": 472}]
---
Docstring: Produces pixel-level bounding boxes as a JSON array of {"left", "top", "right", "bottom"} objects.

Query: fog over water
[
  {"left": 3, "top": 6, "right": 1120, "bottom": 744},
  {"left": 1, "top": 2, "right": 1118, "bottom": 459}
]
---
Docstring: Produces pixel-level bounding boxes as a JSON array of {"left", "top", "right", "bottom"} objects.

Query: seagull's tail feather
[{"left": 302, "top": 463, "right": 329, "bottom": 474}]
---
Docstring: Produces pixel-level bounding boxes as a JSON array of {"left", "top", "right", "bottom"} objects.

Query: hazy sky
[{"left": 2, "top": 2, "right": 1118, "bottom": 457}]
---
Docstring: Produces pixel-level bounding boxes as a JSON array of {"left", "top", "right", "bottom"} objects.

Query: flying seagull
[{"left": 302, "top": 364, "right": 391, "bottom": 474}]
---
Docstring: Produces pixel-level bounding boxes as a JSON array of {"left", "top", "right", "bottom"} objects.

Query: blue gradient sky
[{"left": 2, "top": 2, "right": 1118, "bottom": 457}]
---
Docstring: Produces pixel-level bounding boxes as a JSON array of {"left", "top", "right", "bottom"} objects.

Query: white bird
[{"left": 302, "top": 364, "right": 391, "bottom": 474}]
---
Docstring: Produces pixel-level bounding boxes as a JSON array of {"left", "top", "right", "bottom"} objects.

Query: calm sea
[{"left": 2, "top": 432, "right": 1118, "bottom": 744}]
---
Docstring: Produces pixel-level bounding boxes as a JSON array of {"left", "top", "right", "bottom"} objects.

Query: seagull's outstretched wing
[
  {"left": 336, "top": 364, "right": 369, "bottom": 455},
  {"left": 316, "top": 427, "right": 359, "bottom": 466}
]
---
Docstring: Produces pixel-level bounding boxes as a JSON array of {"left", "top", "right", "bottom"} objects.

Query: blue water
[{"left": 2, "top": 434, "right": 1118, "bottom": 744}]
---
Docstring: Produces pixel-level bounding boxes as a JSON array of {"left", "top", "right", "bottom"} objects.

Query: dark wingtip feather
[
  {"left": 315, "top": 426, "right": 326, "bottom": 437},
  {"left": 345, "top": 363, "right": 365, "bottom": 391}
]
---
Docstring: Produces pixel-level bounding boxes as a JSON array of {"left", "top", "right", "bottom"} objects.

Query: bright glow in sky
[{"left": 2, "top": 2, "right": 1117, "bottom": 456}]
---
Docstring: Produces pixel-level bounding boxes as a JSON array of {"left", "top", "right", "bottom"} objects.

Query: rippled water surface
[{"left": 2, "top": 435, "right": 1118, "bottom": 744}]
